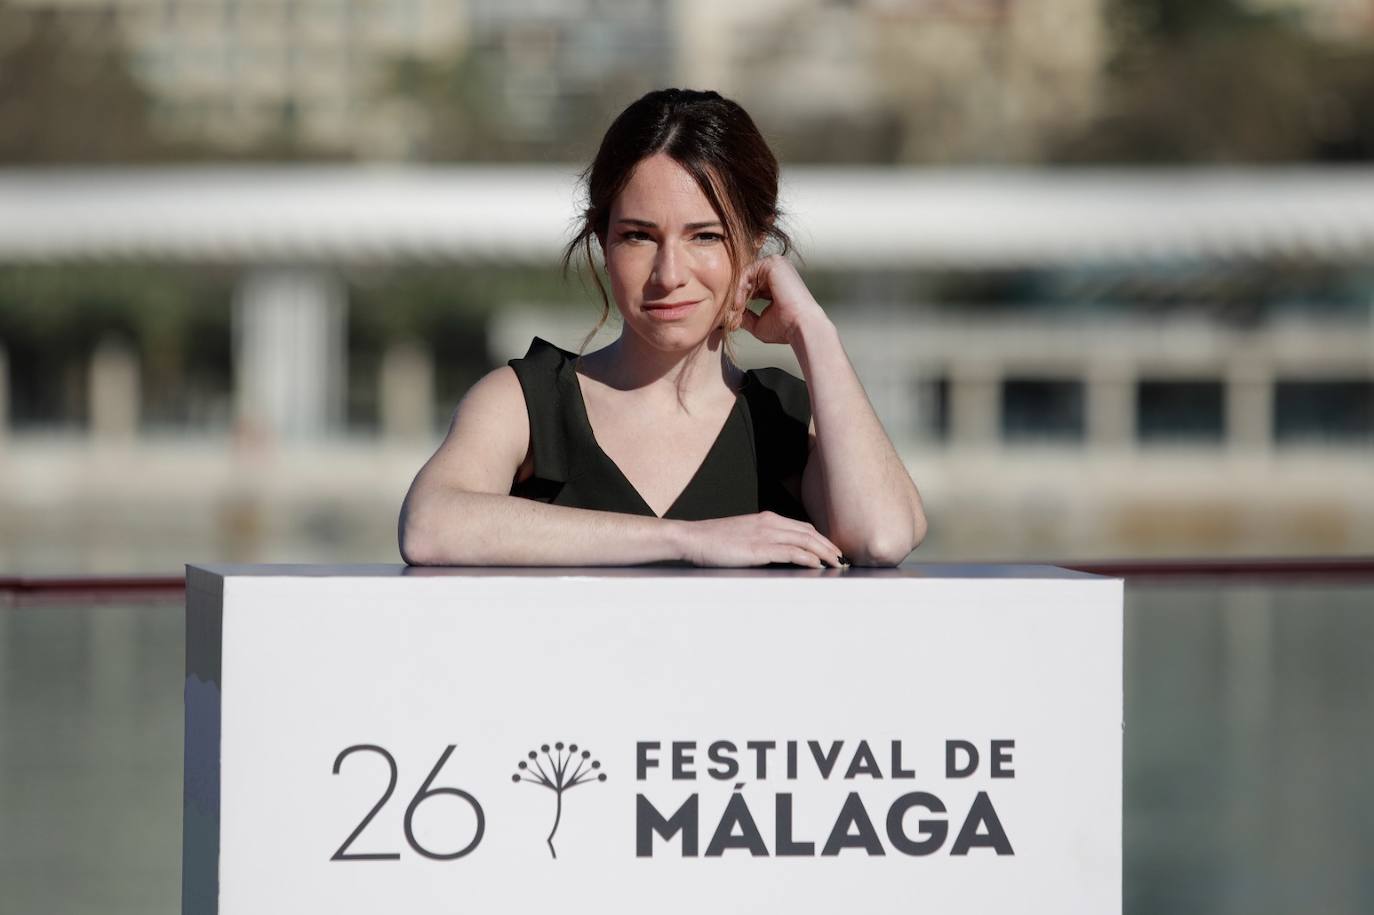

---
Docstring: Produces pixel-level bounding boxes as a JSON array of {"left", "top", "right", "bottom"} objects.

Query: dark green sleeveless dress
[{"left": 507, "top": 337, "right": 812, "bottom": 523}]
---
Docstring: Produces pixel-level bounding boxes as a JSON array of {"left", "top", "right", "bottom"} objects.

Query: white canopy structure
[{"left": 3, "top": 166, "right": 1374, "bottom": 268}]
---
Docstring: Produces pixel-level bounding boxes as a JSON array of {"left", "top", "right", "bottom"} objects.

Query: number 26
[{"left": 331, "top": 744, "right": 485, "bottom": 861}]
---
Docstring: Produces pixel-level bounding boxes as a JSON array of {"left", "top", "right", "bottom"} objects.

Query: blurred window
[
  {"left": 913, "top": 375, "right": 949, "bottom": 443},
  {"left": 1137, "top": 379, "right": 1225, "bottom": 444},
  {"left": 1002, "top": 378, "right": 1084, "bottom": 443},
  {"left": 1274, "top": 379, "right": 1374, "bottom": 444}
]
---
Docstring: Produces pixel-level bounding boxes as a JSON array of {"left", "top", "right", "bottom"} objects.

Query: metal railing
[{"left": 3, "top": 555, "right": 1372, "bottom": 606}]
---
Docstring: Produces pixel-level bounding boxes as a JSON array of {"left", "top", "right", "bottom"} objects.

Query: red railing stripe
[{"left": 0, "top": 575, "right": 186, "bottom": 594}]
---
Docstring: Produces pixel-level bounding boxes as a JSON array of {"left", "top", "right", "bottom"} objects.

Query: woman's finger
[
  {"left": 777, "top": 518, "right": 842, "bottom": 559},
  {"left": 806, "top": 533, "right": 844, "bottom": 567},
  {"left": 739, "top": 307, "right": 759, "bottom": 336},
  {"left": 773, "top": 529, "right": 841, "bottom": 567},
  {"left": 773, "top": 547, "right": 821, "bottom": 569},
  {"left": 741, "top": 259, "right": 772, "bottom": 301},
  {"left": 741, "top": 256, "right": 763, "bottom": 295}
]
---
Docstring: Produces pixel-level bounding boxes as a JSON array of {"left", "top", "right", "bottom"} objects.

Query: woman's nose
[{"left": 650, "top": 241, "right": 686, "bottom": 289}]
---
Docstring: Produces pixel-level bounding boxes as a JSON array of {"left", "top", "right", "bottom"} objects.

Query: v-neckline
[{"left": 568, "top": 365, "right": 749, "bottom": 520}]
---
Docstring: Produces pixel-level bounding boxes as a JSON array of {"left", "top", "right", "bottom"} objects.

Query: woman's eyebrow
[{"left": 616, "top": 218, "right": 723, "bottom": 230}]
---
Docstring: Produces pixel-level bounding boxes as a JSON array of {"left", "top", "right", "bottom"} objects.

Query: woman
[{"left": 399, "top": 89, "right": 926, "bottom": 567}]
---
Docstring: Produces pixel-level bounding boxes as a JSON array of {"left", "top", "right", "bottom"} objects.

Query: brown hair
[{"left": 562, "top": 88, "right": 794, "bottom": 364}]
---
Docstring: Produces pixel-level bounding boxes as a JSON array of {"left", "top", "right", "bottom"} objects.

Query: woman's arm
[
  {"left": 398, "top": 366, "right": 844, "bottom": 567},
  {"left": 738, "top": 258, "right": 927, "bottom": 566},
  {"left": 793, "top": 316, "right": 926, "bottom": 565},
  {"left": 400, "top": 366, "right": 676, "bottom": 565}
]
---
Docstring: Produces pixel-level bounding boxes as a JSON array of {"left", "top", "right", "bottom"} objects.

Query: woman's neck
[{"left": 588, "top": 329, "right": 742, "bottom": 405}]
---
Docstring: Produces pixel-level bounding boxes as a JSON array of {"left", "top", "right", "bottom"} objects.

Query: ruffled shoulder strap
[{"left": 506, "top": 336, "right": 576, "bottom": 484}]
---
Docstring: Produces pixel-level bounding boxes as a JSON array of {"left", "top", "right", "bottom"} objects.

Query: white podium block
[{"left": 184, "top": 564, "right": 1122, "bottom": 914}]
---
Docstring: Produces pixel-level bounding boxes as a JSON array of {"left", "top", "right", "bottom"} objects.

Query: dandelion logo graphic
[{"left": 512, "top": 742, "right": 606, "bottom": 859}]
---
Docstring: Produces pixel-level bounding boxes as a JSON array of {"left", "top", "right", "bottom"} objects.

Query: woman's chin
[{"left": 627, "top": 320, "right": 719, "bottom": 354}]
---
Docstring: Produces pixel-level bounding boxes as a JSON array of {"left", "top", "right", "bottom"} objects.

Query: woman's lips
[{"left": 643, "top": 299, "right": 702, "bottom": 321}]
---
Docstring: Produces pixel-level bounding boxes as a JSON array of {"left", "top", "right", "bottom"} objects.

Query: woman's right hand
[{"left": 677, "top": 512, "right": 846, "bottom": 568}]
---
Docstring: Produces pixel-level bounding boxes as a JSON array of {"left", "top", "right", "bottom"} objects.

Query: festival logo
[
  {"left": 328, "top": 738, "right": 1014, "bottom": 863},
  {"left": 511, "top": 742, "right": 607, "bottom": 858}
]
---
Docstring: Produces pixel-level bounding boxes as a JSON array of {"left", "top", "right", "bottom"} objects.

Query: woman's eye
[{"left": 618, "top": 230, "right": 721, "bottom": 243}]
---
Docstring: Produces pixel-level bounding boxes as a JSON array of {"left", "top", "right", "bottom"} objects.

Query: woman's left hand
[{"left": 734, "top": 255, "right": 828, "bottom": 346}]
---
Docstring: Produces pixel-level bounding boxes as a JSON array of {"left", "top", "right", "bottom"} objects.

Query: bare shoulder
[
  {"left": 455, "top": 365, "right": 526, "bottom": 422},
  {"left": 447, "top": 365, "right": 529, "bottom": 447},
  {"left": 423, "top": 365, "right": 530, "bottom": 492}
]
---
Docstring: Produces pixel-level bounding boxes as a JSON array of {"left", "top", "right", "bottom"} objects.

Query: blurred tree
[
  {"left": 1056, "top": 0, "right": 1374, "bottom": 161},
  {"left": 1115, "top": 0, "right": 1262, "bottom": 38},
  {"left": 0, "top": 5, "right": 170, "bottom": 163},
  {"left": 0, "top": 3, "right": 353, "bottom": 163},
  {"left": 379, "top": 51, "right": 510, "bottom": 160},
  {"left": 377, "top": 46, "right": 649, "bottom": 162}
]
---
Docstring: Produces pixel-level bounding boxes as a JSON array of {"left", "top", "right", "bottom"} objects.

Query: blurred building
[
  {"left": 872, "top": 0, "right": 1106, "bottom": 162},
  {"left": 675, "top": 0, "right": 1106, "bottom": 162},
  {"left": 2, "top": 0, "right": 1373, "bottom": 571},
  {"left": 455, "top": 0, "right": 1107, "bottom": 162},
  {"left": 464, "top": 0, "right": 673, "bottom": 143},
  {"left": 3, "top": 0, "right": 1106, "bottom": 162},
  {"left": 1, "top": 166, "right": 1372, "bottom": 572}
]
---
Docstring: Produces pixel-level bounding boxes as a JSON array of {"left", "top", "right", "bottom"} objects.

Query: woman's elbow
[
  {"left": 851, "top": 509, "right": 927, "bottom": 568},
  {"left": 398, "top": 510, "right": 433, "bottom": 566},
  {"left": 910, "top": 508, "right": 929, "bottom": 552},
  {"left": 853, "top": 532, "right": 914, "bottom": 567},
  {"left": 399, "top": 485, "right": 491, "bottom": 565},
  {"left": 398, "top": 497, "right": 455, "bottom": 566}
]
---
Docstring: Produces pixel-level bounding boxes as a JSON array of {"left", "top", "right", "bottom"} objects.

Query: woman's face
[{"left": 601, "top": 153, "right": 734, "bottom": 353}]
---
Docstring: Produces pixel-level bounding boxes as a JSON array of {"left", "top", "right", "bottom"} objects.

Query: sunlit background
[{"left": 1, "top": 0, "right": 1372, "bottom": 913}]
